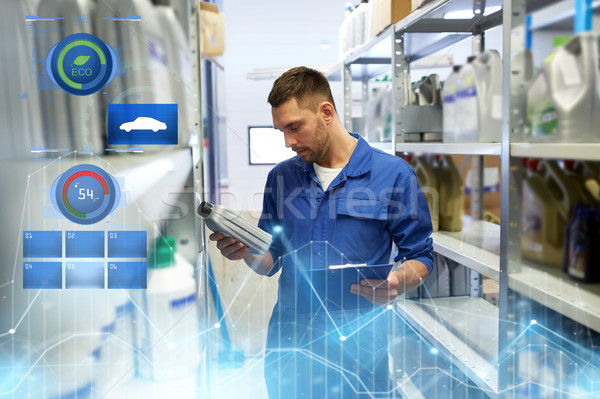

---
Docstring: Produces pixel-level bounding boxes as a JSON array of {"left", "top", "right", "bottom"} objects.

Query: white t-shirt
[{"left": 313, "top": 163, "right": 343, "bottom": 191}]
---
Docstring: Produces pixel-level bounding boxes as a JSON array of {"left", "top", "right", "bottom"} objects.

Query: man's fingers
[
  {"left": 359, "top": 278, "right": 388, "bottom": 288},
  {"left": 209, "top": 232, "right": 224, "bottom": 241},
  {"left": 350, "top": 284, "right": 399, "bottom": 306}
]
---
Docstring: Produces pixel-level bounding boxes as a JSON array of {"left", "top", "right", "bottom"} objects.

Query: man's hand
[
  {"left": 350, "top": 260, "right": 429, "bottom": 306},
  {"left": 209, "top": 232, "right": 249, "bottom": 261},
  {"left": 350, "top": 272, "right": 401, "bottom": 306},
  {"left": 209, "top": 232, "right": 275, "bottom": 275}
]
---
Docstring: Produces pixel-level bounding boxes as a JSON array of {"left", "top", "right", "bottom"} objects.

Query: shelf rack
[
  {"left": 340, "top": 0, "right": 600, "bottom": 396},
  {"left": 432, "top": 217, "right": 500, "bottom": 281},
  {"left": 511, "top": 143, "right": 600, "bottom": 161},
  {"left": 395, "top": 296, "right": 499, "bottom": 396}
]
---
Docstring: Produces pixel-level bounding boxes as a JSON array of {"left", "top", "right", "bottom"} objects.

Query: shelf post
[
  {"left": 499, "top": 0, "right": 527, "bottom": 394},
  {"left": 392, "top": 30, "right": 408, "bottom": 146},
  {"left": 342, "top": 63, "right": 352, "bottom": 131},
  {"left": 192, "top": 5, "right": 210, "bottom": 396}
]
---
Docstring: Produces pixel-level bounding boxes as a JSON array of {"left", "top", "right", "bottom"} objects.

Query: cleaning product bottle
[
  {"left": 138, "top": 236, "right": 200, "bottom": 380},
  {"left": 435, "top": 155, "right": 464, "bottom": 231},
  {"left": 526, "top": 33, "right": 600, "bottom": 142},
  {"left": 455, "top": 51, "right": 503, "bottom": 142},
  {"left": 414, "top": 156, "right": 439, "bottom": 231},
  {"left": 442, "top": 65, "right": 461, "bottom": 143}
]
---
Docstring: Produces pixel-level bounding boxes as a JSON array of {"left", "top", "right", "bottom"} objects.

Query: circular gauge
[
  {"left": 51, "top": 164, "right": 120, "bottom": 225},
  {"left": 46, "top": 33, "right": 117, "bottom": 96}
]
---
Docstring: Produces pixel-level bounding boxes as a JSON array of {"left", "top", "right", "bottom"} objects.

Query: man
[{"left": 210, "top": 66, "right": 433, "bottom": 398}]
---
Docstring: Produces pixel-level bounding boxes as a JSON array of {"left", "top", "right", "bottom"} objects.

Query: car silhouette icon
[{"left": 119, "top": 117, "right": 167, "bottom": 132}]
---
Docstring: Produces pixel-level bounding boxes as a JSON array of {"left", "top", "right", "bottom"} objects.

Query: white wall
[{"left": 219, "top": 0, "right": 349, "bottom": 212}]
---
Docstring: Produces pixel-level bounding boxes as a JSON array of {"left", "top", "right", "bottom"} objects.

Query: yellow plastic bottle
[
  {"left": 521, "top": 160, "right": 578, "bottom": 267},
  {"left": 414, "top": 156, "right": 439, "bottom": 232},
  {"left": 435, "top": 155, "right": 464, "bottom": 231},
  {"left": 562, "top": 160, "right": 599, "bottom": 205}
]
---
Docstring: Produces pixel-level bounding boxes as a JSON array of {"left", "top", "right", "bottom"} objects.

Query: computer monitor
[{"left": 248, "top": 126, "right": 295, "bottom": 165}]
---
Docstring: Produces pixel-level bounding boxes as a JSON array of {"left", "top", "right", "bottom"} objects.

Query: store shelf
[
  {"left": 397, "top": 142, "right": 502, "bottom": 155},
  {"left": 509, "top": 261, "right": 600, "bottom": 332},
  {"left": 395, "top": 296, "right": 499, "bottom": 396},
  {"left": 396, "top": 0, "right": 503, "bottom": 34},
  {"left": 529, "top": 0, "right": 600, "bottom": 31},
  {"left": 345, "top": 25, "right": 395, "bottom": 65},
  {"left": 432, "top": 217, "right": 500, "bottom": 281},
  {"left": 396, "top": 375, "right": 426, "bottom": 399},
  {"left": 511, "top": 143, "right": 600, "bottom": 161}
]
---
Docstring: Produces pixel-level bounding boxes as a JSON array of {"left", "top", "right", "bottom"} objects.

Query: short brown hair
[{"left": 268, "top": 66, "right": 336, "bottom": 111}]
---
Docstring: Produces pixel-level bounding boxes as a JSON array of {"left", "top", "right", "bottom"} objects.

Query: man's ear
[{"left": 319, "top": 101, "right": 335, "bottom": 125}]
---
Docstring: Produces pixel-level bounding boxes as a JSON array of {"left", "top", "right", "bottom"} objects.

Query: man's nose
[{"left": 283, "top": 132, "right": 296, "bottom": 148}]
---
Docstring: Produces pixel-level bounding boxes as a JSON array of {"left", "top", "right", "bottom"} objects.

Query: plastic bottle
[
  {"left": 442, "top": 66, "right": 462, "bottom": 143},
  {"left": 414, "top": 156, "right": 439, "bottom": 232},
  {"left": 138, "top": 236, "right": 200, "bottom": 380},
  {"left": 563, "top": 204, "right": 600, "bottom": 282},
  {"left": 455, "top": 51, "right": 503, "bottom": 142},
  {"left": 435, "top": 155, "right": 464, "bottom": 231},
  {"left": 526, "top": 33, "right": 600, "bottom": 142},
  {"left": 572, "top": 160, "right": 600, "bottom": 202},
  {"left": 353, "top": 2, "right": 368, "bottom": 49},
  {"left": 521, "top": 160, "right": 576, "bottom": 267},
  {"left": 562, "top": 160, "right": 599, "bottom": 205},
  {"left": 198, "top": 201, "right": 272, "bottom": 255}
]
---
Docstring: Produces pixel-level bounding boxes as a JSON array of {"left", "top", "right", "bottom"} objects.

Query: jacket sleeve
[
  {"left": 387, "top": 165, "right": 434, "bottom": 274},
  {"left": 257, "top": 169, "right": 284, "bottom": 276}
]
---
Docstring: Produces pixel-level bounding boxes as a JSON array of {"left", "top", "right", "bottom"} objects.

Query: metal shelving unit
[
  {"left": 511, "top": 143, "right": 600, "bottom": 161},
  {"left": 396, "top": 142, "right": 501, "bottom": 155},
  {"left": 342, "top": 0, "right": 600, "bottom": 396},
  {"left": 432, "top": 216, "right": 500, "bottom": 281},
  {"left": 509, "top": 261, "right": 600, "bottom": 332},
  {"left": 395, "top": 296, "right": 499, "bottom": 396}
]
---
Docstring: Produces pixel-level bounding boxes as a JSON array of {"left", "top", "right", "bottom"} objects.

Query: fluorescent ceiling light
[
  {"left": 483, "top": 5, "right": 502, "bottom": 16},
  {"left": 444, "top": 5, "right": 502, "bottom": 19}
]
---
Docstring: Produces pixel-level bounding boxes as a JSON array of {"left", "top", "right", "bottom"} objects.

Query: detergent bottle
[
  {"left": 526, "top": 33, "right": 600, "bottom": 142},
  {"left": 434, "top": 155, "right": 464, "bottom": 231},
  {"left": 414, "top": 156, "right": 439, "bottom": 231},
  {"left": 455, "top": 51, "right": 503, "bottom": 142}
]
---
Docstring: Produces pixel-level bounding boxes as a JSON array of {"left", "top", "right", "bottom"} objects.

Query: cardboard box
[
  {"left": 199, "top": 1, "right": 225, "bottom": 57},
  {"left": 482, "top": 277, "right": 499, "bottom": 306},
  {"left": 372, "top": 0, "right": 412, "bottom": 36}
]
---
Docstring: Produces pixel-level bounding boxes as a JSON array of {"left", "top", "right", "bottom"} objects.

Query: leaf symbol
[{"left": 72, "top": 55, "right": 91, "bottom": 66}]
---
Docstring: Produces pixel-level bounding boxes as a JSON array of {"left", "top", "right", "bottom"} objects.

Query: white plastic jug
[
  {"left": 526, "top": 32, "right": 600, "bottom": 142},
  {"left": 138, "top": 236, "right": 200, "bottom": 380},
  {"left": 455, "top": 51, "right": 503, "bottom": 142},
  {"left": 442, "top": 66, "right": 461, "bottom": 143}
]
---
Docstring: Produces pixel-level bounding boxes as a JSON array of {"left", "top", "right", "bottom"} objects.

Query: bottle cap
[
  {"left": 149, "top": 236, "right": 176, "bottom": 269},
  {"left": 563, "top": 160, "right": 575, "bottom": 170},
  {"left": 528, "top": 159, "right": 540, "bottom": 170},
  {"left": 198, "top": 201, "right": 213, "bottom": 218},
  {"left": 552, "top": 36, "right": 571, "bottom": 48}
]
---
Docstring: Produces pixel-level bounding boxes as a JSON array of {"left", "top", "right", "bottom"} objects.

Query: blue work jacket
[{"left": 258, "top": 133, "right": 434, "bottom": 318}]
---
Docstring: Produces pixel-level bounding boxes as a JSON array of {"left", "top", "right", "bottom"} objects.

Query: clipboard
[{"left": 305, "top": 263, "right": 394, "bottom": 312}]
